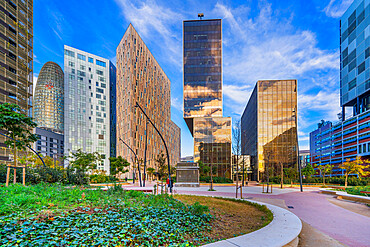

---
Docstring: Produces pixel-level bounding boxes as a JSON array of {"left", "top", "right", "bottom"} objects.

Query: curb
[
  {"left": 319, "top": 189, "right": 370, "bottom": 204},
  {"left": 202, "top": 199, "right": 302, "bottom": 247}
]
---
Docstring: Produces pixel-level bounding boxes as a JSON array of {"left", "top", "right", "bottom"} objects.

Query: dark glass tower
[{"left": 183, "top": 18, "right": 232, "bottom": 178}]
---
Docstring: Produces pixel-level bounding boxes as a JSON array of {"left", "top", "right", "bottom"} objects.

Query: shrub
[{"left": 200, "top": 176, "right": 233, "bottom": 183}]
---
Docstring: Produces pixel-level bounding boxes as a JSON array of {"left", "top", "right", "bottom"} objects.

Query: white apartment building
[{"left": 64, "top": 45, "right": 115, "bottom": 173}]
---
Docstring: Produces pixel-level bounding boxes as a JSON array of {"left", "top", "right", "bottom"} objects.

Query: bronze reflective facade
[
  {"left": 116, "top": 24, "right": 181, "bottom": 179},
  {"left": 33, "top": 62, "right": 64, "bottom": 133},
  {"left": 183, "top": 19, "right": 231, "bottom": 178},
  {"left": 0, "top": 0, "right": 33, "bottom": 162},
  {"left": 241, "top": 80, "right": 298, "bottom": 181}
]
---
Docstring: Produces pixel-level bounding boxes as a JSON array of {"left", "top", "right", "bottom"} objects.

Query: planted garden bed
[{"left": 0, "top": 184, "right": 272, "bottom": 246}]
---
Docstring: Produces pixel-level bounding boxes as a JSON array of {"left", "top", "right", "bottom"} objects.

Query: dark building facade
[
  {"left": 183, "top": 18, "right": 232, "bottom": 178},
  {"left": 109, "top": 62, "right": 116, "bottom": 158},
  {"left": 241, "top": 80, "right": 298, "bottom": 181},
  {"left": 33, "top": 62, "right": 64, "bottom": 133},
  {"left": 0, "top": 0, "right": 33, "bottom": 162},
  {"left": 35, "top": 127, "right": 64, "bottom": 161}
]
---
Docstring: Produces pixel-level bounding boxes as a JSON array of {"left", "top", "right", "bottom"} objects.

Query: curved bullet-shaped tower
[{"left": 33, "top": 62, "right": 64, "bottom": 133}]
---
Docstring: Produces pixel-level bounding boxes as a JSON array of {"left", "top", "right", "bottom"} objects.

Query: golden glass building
[
  {"left": 241, "top": 80, "right": 298, "bottom": 181},
  {"left": 0, "top": 0, "right": 33, "bottom": 162},
  {"left": 183, "top": 18, "right": 232, "bottom": 178},
  {"left": 33, "top": 62, "right": 64, "bottom": 133},
  {"left": 116, "top": 24, "right": 181, "bottom": 179}
]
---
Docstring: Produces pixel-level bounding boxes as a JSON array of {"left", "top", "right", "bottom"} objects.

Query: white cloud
[
  {"left": 223, "top": 84, "right": 252, "bottom": 104},
  {"left": 114, "top": 0, "right": 183, "bottom": 68},
  {"left": 324, "top": 0, "right": 354, "bottom": 18},
  {"left": 171, "top": 97, "right": 182, "bottom": 111},
  {"left": 214, "top": 2, "right": 339, "bottom": 89},
  {"left": 33, "top": 73, "right": 38, "bottom": 95}
]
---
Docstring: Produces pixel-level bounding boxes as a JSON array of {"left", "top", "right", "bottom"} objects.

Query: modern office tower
[
  {"left": 241, "top": 80, "right": 298, "bottom": 181},
  {"left": 0, "top": 0, "right": 33, "bottom": 162},
  {"left": 64, "top": 45, "right": 116, "bottom": 173},
  {"left": 183, "top": 18, "right": 232, "bottom": 178},
  {"left": 310, "top": 0, "right": 370, "bottom": 176},
  {"left": 116, "top": 24, "right": 181, "bottom": 179},
  {"left": 340, "top": 0, "right": 370, "bottom": 119},
  {"left": 33, "top": 62, "right": 64, "bottom": 133},
  {"left": 299, "top": 150, "right": 310, "bottom": 168}
]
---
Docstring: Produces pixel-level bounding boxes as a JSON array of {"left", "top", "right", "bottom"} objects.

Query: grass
[
  {"left": 343, "top": 185, "right": 370, "bottom": 196},
  {"left": 175, "top": 195, "right": 273, "bottom": 242}
]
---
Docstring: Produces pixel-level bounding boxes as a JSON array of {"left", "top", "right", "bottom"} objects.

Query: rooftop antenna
[{"left": 198, "top": 13, "right": 204, "bottom": 20}]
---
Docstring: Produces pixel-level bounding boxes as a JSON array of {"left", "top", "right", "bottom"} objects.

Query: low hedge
[
  {"left": 200, "top": 176, "right": 233, "bottom": 183},
  {"left": 0, "top": 164, "right": 89, "bottom": 185},
  {"left": 90, "top": 174, "right": 117, "bottom": 184},
  {"left": 268, "top": 176, "right": 370, "bottom": 186}
]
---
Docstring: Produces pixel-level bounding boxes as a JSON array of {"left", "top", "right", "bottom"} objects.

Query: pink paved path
[{"left": 176, "top": 189, "right": 370, "bottom": 247}]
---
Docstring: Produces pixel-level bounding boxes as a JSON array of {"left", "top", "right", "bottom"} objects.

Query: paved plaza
[{"left": 121, "top": 183, "right": 370, "bottom": 247}]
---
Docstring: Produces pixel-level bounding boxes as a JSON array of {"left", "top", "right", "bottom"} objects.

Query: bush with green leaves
[{"left": 200, "top": 176, "right": 233, "bottom": 183}]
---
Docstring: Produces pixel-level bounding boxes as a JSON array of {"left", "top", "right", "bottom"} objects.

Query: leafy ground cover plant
[{"left": 0, "top": 185, "right": 272, "bottom": 246}]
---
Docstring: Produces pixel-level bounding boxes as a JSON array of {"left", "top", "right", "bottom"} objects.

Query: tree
[
  {"left": 67, "top": 149, "right": 102, "bottom": 174},
  {"left": 233, "top": 120, "right": 242, "bottom": 187},
  {"left": 19, "top": 154, "right": 60, "bottom": 169},
  {"left": 339, "top": 157, "right": 370, "bottom": 188},
  {"left": 109, "top": 156, "right": 130, "bottom": 178},
  {"left": 317, "top": 164, "right": 333, "bottom": 186},
  {"left": 155, "top": 152, "right": 167, "bottom": 180},
  {"left": 198, "top": 160, "right": 210, "bottom": 177},
  {"left": 302, "top": 164, "right": 315, "bottom": 178},
  {"left": 0, "top": 103, "right": 38, "bottom": 185},
  {"left": 147, "top": 167, "right": 155, "bottom": 181}
]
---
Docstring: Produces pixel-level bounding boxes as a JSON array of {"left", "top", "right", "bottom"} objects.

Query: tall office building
[
  {"left": 241, "top": 80, "right": 298, "bottom": 181},
  {"left": 64, "top": 45, "right": 116, "bottom": 173},
  {"left": 310, "top": 0, "right": 370, "bottom": 176},
  {"left": 33, "top": 62, "right": 64, "bottom": 133},
  {"left": 116, "top": 24, "right": 181, "bottom": 179},
  {"left": 340, "top": 0, "right": 370, "bottom": 118},
  {"left": 0, "top": 0, "right": 33, "bottom": 162},
  {"left": 183, "top": 18, "right": 232, "bottom": 178}
]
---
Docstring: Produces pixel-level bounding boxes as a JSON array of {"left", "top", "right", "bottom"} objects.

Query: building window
[
  {"left": 65, "top": 49, "right": 75, "bottom": 57},
  {"left": 77, "top": 70, "right": 86, "bottom": 77},
  {"left": 78, "top": 54, "right": 86, "bottom": 61},
  {"left": 358, "top": 62, "right": 365, "bottom": 75},
  {"left": 88, "top": 57, "right": 94, "bottom": 63},
  {"left": 96, "top": 60, "right": 106, "bottom": 67},
  {"left": 348, "top": 78, "right": 356, "bottom": 91},
  {"left": 80, "top": 65, "right": 86, "bottom": 70},
  {"left": 96, "top": 88, "right": 104, "bottom": 94},
  {"left": 68, "top": 61, "right": 75, "bottom": 67},
  {"left": 96, "top": 70, "right": 104, "bottom": 75},
  {"left": 101, "top": 83, "right": 106, "bottom": 88}
]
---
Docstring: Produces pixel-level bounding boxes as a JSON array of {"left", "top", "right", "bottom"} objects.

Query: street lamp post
[
  {"left": 119, "top": 137, "right": 142, "bottom": 187},
  {"left": 135, "top": 102, "right": 173, "bottom": 193},
  {"left": 293, "top": 108, "right": 303, "bottom": 192}
]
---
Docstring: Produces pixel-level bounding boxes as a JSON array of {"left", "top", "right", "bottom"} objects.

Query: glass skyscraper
[
  {"left": 64, "top": 45, "right": 116, "bottom": 173},
  {"left": 33, "top": 62, "right": 64, "bottom": 133},
  {"left": 340, "top": 0, "right": 370, "bottom": 118},
  {"left": 241, "top": 80, "right": 298, "bottom": 181},
  {"left": 183, "top": 18, "right": 232, "bottom": 178}
]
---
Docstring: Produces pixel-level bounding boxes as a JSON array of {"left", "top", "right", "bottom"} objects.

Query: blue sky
[{"left": 34, "top": 0, "right": 354, "bottom": 157}]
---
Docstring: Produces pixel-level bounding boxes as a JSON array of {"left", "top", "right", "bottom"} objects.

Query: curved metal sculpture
[
  {"left": 135, "top": 102, "right": 173, "bottom": 193},
  {"left": 0, "top": 132, "right": 45, "bottom": 167},
  {"left": 119, "top": 138, "right": 142, "bottom": 187}
]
